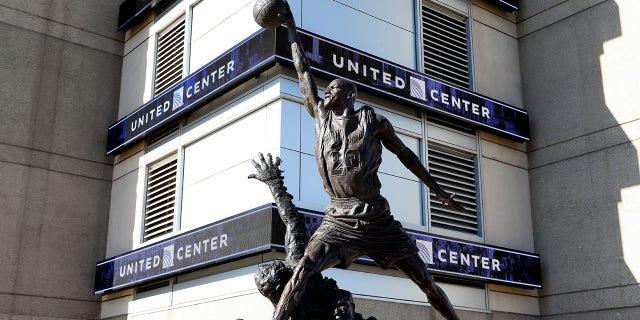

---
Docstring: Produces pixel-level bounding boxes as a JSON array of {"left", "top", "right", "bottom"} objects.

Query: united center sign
[{"left": 106, "top": 27, "right": 529, "bottom": 155}]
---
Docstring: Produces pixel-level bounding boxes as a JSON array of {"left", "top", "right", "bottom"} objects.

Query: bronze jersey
[{"left": 315, "top": 106, "right": 382, "bottom": 199}]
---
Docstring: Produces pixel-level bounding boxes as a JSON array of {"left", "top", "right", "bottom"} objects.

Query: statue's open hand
[
  {"left": 277, "top": 1, "right": 296, "bottom": 28},
  {"left": 437, "top": 192, "right": 468, "bottom": 213},
  {"left": 248, "top": 152, "right": 283, "bottom": 184}
]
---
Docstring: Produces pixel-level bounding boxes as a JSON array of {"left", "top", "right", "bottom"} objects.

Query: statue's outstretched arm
[
  {"left": 278, "top": 2, "right": 323, "bottom": 118},
  {"left": 249, "top": 153, "right": 307, "bottom": 263},
  {"left": 376, "top": 116, "right": 468, "bottom": 213}
]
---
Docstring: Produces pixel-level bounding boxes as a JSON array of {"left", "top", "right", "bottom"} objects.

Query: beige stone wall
[
  {"left": 0, "top": 1, "right": 123, "bottom": 318},
  {"left": 519, "top": 0, "right": 640, "bottom": 318}
]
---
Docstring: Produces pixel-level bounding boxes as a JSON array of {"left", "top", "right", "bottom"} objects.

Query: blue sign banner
[
  {"left": 107, "top": 27, "right": 529, "bottom": 155},
  {"left": 106, "top": 29, "right": 277, "bottom": 155},
  {"left": 95, "top": 205, "right": 540, "bottom": 294},
  {"left": 94, "top": 205, "right": 278, "bottom": 295},
  {"left": 274, "top": 27, "right": 529, "bottom": 141}
]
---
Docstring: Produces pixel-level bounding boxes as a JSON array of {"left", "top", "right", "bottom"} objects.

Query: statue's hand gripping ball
[{"left": 253, "top": 0, "right": 288, "bottom": 29}]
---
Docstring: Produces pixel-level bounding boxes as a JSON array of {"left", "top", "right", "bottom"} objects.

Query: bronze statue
[{"left": 254, "top": 1, "right": 465, "bottom": 319}]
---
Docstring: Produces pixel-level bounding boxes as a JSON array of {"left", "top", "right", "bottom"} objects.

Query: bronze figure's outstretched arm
[
  {"left": 376, "top": 114, "right": 468, "bottom": 213},
  {"left": 249, "top": 153, "right": 307, "bottom": 263},
  {"left": 277, "top": 2, "right": 324, "bottom": 119}
]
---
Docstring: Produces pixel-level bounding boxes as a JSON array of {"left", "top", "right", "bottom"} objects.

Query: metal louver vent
[
  {"left": 143, "top": 156, "right": 178, "bottom": 242},
  {"left": 422, "top": 5, "right": 470, "bottom": 88},
  {"left": 154, "top": 18, "right": 185, "bottom": 96},
  {"left": 428, "top": 145, "right": 479, "bottom": 234}
]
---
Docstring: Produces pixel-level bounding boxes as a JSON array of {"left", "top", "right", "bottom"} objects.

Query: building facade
[
  {"left": 101, "top": 0, "right": 539, "bottom": 319},
  {"left": 1, "top": 0, "right": 638, "bottom": 319}
]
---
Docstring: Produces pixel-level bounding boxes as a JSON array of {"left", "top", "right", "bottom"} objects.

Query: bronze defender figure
[
  {"left": 250, "top": 153, "right": 375, "bottom": 320},
  {"left": 267, "top": 2, "right": 466, "bottom": 319}
]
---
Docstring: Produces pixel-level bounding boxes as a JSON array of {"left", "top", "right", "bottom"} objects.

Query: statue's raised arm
[{"left": 277, "top": 2, "right": 324, "bottom": 119}]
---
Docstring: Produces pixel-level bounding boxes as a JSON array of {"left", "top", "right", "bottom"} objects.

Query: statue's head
[
  {"left": 254, "top": 260, "right": 293, "bottom": 305},
  {"left": 324, "top": 79, "right": 357, "bottom": 112}
]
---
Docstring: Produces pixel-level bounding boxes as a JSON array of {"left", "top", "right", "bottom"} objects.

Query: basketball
[{"left": 253, "top": 0, "right": 288, "bottom": 29}]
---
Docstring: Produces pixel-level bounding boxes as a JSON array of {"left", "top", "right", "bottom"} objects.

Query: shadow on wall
[{"left": 520, "top": 0, "right": 640, "bottom": 319}]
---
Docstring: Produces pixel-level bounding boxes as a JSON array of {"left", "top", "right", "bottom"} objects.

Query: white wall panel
[
  {"left": 489, "top": 289, "right": 540, "bottom": 316},
  {"left": 380, "top": 173, "right": 422, "bottom": 225},
  {"left": 133, "top": 310, "right": 170, "bottom": 320},
  {"left": 335, "top": 0, "right": 415, "bottom": 31},
  {"left": 473, "top": 19, "right": 523, "bottom": 107},
  {"left": 172, "top": 266, "right": 256, "bottom": 304},
  {"left": 482, "top": 157, "right": 534, "bottom": 252},
  {"left": 280, "top": 100, "right": 302, "bottom": 151},
  {"left": 300, "top": 103, "right": 316, "bottom": 155},
  {"left": 369, "top": 104, "right": 422, "bottom": 135},
  {"left": 106, "top": 166, "right": 144, "bottom": 256},
  {"left": 171, "top": 265, "right": 273, "bottom": 318},
  {"left": 181, "top": 160, "right": 273, "bottom": 231},
  {"left": 119, "top": 38, "right": 151, "bottom": 117},
  {"left": 265, "top": 101, "right": 284, "bottom": 152},
  {"left": 299, "top": 152, "right": 330, "bottom": 211},
  {"left": 170, "top": 293, "right": 273, "bottom": 319},
  {"left": 279, "top": 77, "right": 305, "bottom": 100},
  {"left": 101, "top": 295, "right": 134, "bottom": 319},
  {"left": 278, "top": 147, "right": 301, "bottom": 202},
  {"left": 191, "top": 0, "right": 253, "bottom": 41},
  {"left": 181, "top": 81, "right": 281, "bottom": 145},
  {"left": 301, "top": 0, "right": 415, "bottom": 68},
  {"left": 181, "top": 106, "right": 278, "bottom": 231},
  {"left": 427, "top": 122, "right": 477, "bottom": 152},
  {"left": 133, "top": 285, "right": 172, "bottom": 314},
  {"left": 324, "top": 268, "right": 487, "bottom": 310},
  {"left": 380, "top": 132, "right": 421, "bottom": 179},
  {"left": 190, "top": 0, "right": 260, "bottom": 72},
  {"left": 183, "top": 109, "right": 267, "bottom": 188}
]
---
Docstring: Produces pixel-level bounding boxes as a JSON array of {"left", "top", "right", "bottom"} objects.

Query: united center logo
[
  {"left": 416, "top": 239, "right": 434, "bottom": 265},
  {"left": 172, "top": 87, "right": 184, "bottom": 111},
  {"left": 162, "top": 245, "right": 175, "bottom": 269},
  {"left": 409, "top": 76, "right": 427, "bottom": 101}
]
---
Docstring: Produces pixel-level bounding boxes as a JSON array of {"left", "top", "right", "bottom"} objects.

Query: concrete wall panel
[
  {"left": 190, "top": 0, "right": 260, "bottom": 72},
  {"left": 529, "top": 141, "right": 640, "bottom": 299},
  {"left": 521, "top": 1, "right": 639, "bottom": 318},
  {"left": 472, "top": 19, "right": 523, "bottom": 108},
  {"left": 481, "top": 144, "right": 534, "bottom": 252},
  {"left": 0, "top": 0, "right": 122, "bottom": 318},
  {"left": 0, "top": 0, "right": 121, "bottom": 40},
  {"left": 119, "top": 37, "right": 150, "bottom": 117},
  {"left": 519, "top": 0, "right": 622, "bottom": 149}
]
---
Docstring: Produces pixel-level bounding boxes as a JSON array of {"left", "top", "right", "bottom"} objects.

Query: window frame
[
  {"left": 139, "top": 121, "right": 186, "bottom": 245},
  {"left": 424, "top": 115, "right": 484, "bottom": 241},
  {"left": 145, "top": 0, "right": 196, "bottom": 102},
  {"left": 416, "top": 0, "right": 476, "bottom": 90},
  {"left": 153, "top": 16, "right": 187, "bottom": 96},
  {"left": 141, "top": 152, "right": 179, "bottom": 243}
]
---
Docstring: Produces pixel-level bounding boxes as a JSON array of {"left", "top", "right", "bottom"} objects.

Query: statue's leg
[
  {"left": 273, "top": 240, "right": 343, "bottom": 320},
  {"left": 395, "top": 254, "right": 461, "bottom": 320}
]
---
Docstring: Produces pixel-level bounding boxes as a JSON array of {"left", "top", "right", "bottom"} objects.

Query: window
[
  {"left": 426, "top": 119, "right": 480, "bottom": 235},
  {"left": 427, "top": 144, "right": 479, "bottom": 233},
  {"left": 154, "top": 17, "right": 186, "bottom": 96},
  {"left": 143, "top": 154, "right": 179, "bottom": 242},
  {"left": 421, "top": 3, "right": 471, "bottom": 88}
]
